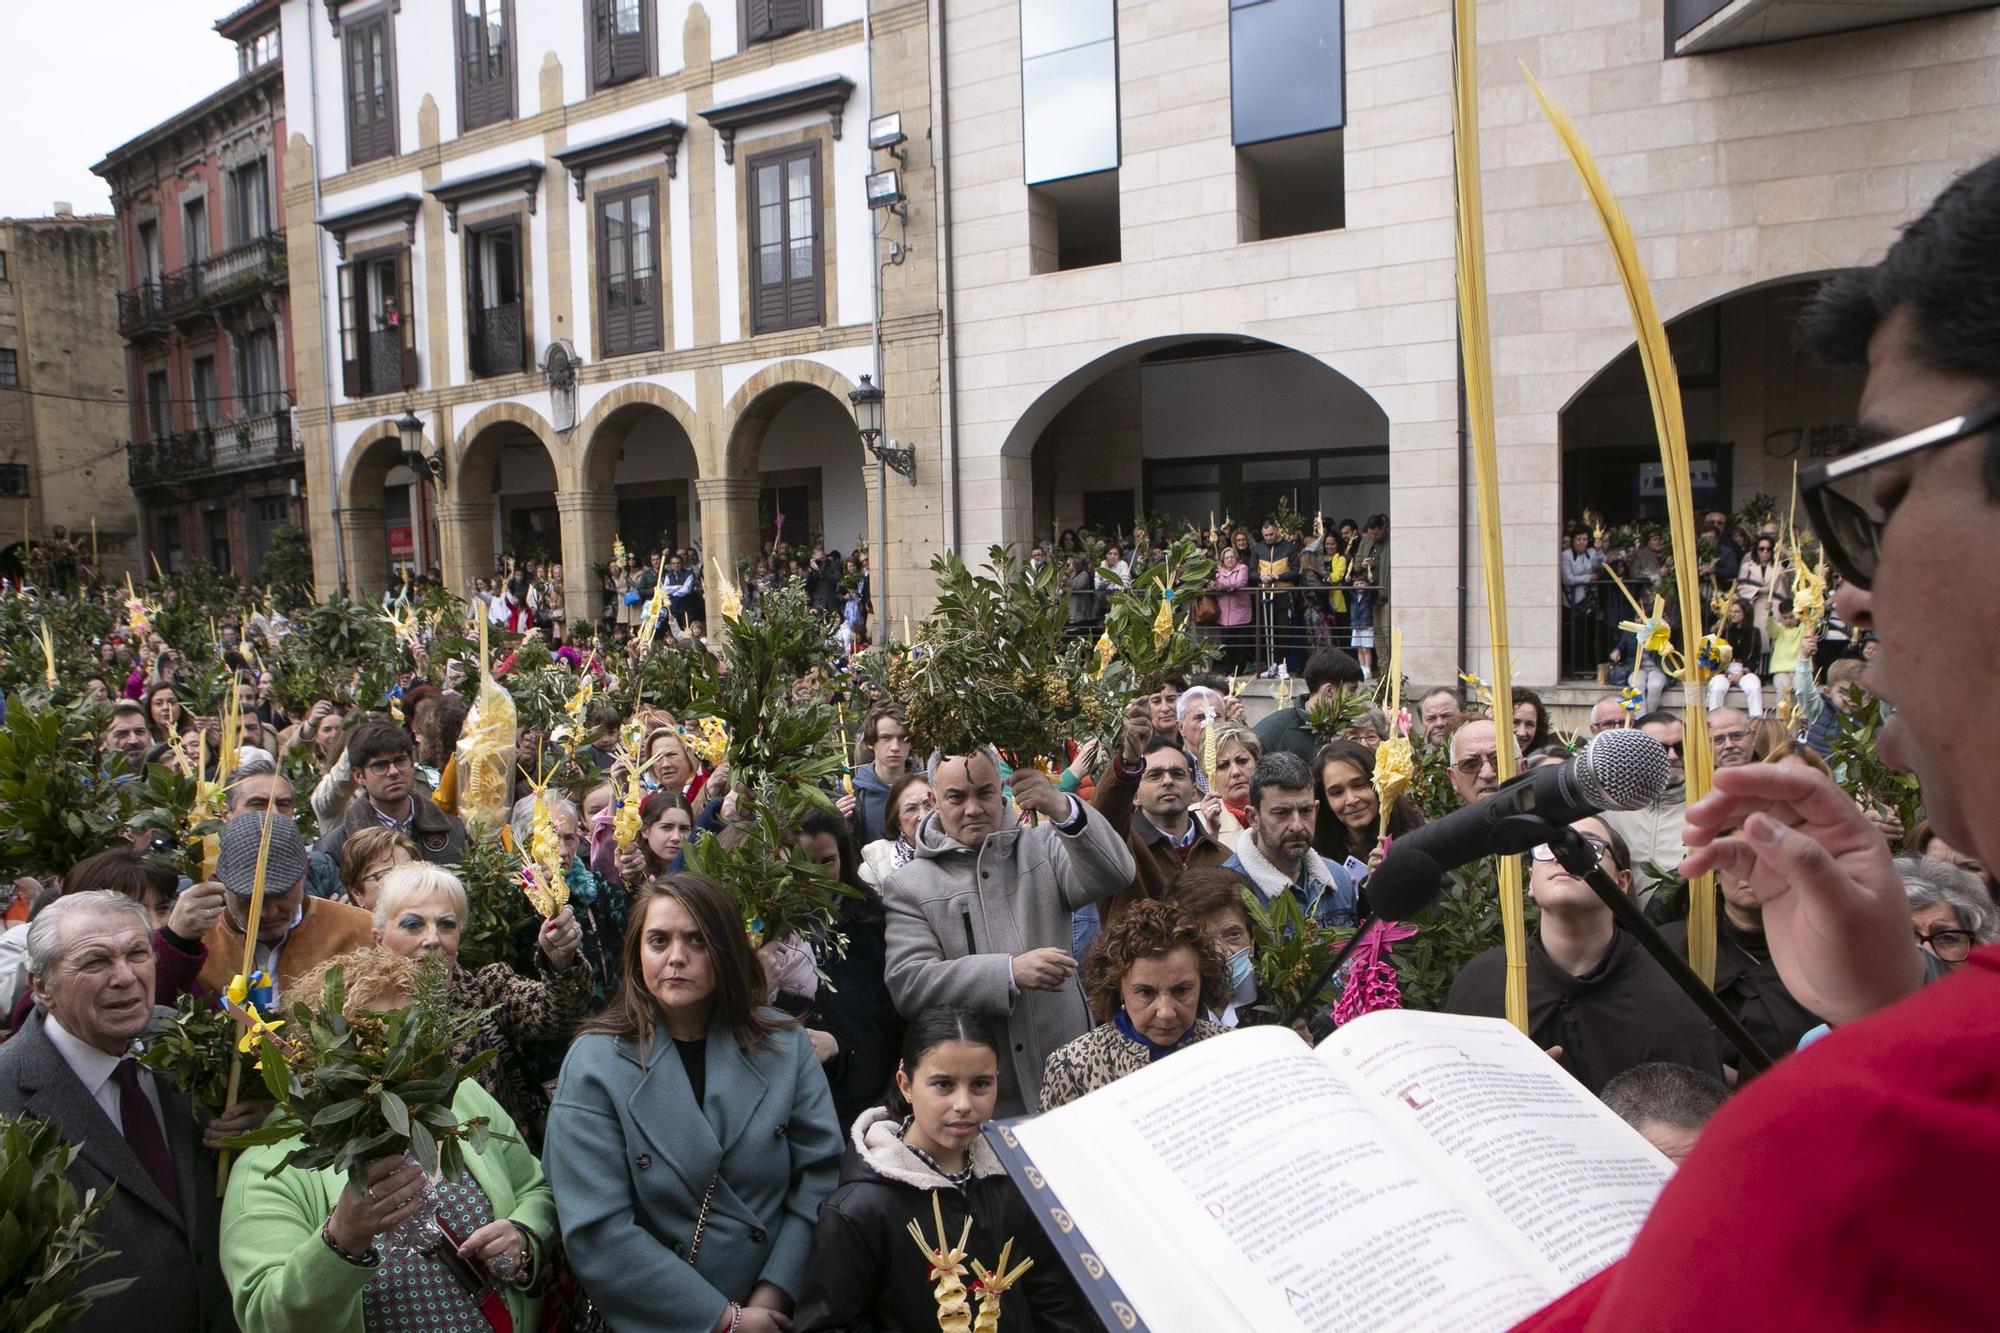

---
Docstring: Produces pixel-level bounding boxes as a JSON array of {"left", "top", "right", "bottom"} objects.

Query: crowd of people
[{"left": 3, "top": 150, "right": 1999, "bottom": 1333}]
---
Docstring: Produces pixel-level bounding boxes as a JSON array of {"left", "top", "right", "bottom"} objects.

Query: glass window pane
[
  {"left": 615, "top": 0, "right": 641, "bottom": 35},
  {"left": 1020, "top": 0, "right": 1113, "bottom": 60},
  {"left": 1150, "top": 462, "right": 1221, "bottom": 487},
  {"left": 1242, "top": 458, "right": 1312, "bottom": 483},
  {"left": 789, "top": 236, "right": 813, "bottom": 280},
  {"left": 631, "top": 214, "right": 653, "bottom": 274},
  {"left": 1022, "top": 41, "right": 1119, "bottom": 184},
  {"left": 759, "top": 243, "right": 782, "bottom": 286},
  {"left": 1316, "top": 451, "right": 1387, "bottom": 480},
  {"left": 788, "top": 196, "right": 812, "bottom": 243},
  {"left": 787, "top": 156, "right": 812, "bottom": 202},
  {"left": 759, "top": 201, "right": 783, "bottom": 244},
  {"left": 757, "top": 164, "right": 781, "bottom": 205},
  {"left": 1232, "top": 0, "right": 1346, "bottom": 146}
]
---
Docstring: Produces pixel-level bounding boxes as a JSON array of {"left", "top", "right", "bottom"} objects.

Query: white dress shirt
[{"left": 43, "top": 1012, "right": 168, "bottom": 1138}]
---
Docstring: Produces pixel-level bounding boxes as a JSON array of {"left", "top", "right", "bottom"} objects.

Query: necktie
[{"left": 111, "top": 1058, "right": 181, "bottom": 1215}]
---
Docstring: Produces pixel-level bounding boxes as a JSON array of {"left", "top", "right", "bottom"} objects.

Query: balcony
[
  {"left": 201, "top": 232, "right": 287, "bottom": 302},
  {"left": 162, "top": 265, "right": 206, "bottom": 321},
  {"left": 469, "top": 301, "right": 524, "bottom": 378},
  {"left": 126, "top": 408, "right": 296, "bottom": 489},
  {"left": 117, "top": 282, "right": 168, "bottom": 337}
]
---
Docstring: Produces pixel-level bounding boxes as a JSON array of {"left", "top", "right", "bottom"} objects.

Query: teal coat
[
  {"left": 543, "top": 1019, "right": 842, "bottom": 1332},
  {"left": 219, "top": 1079, "right": 556, "bottom": 1332}
]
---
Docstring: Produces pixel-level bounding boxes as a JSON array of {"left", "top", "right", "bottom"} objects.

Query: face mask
[{"left": 1226, "top": 945, "right": 1254, "bottom": 993}]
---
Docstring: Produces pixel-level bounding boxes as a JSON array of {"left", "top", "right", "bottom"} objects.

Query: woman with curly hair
[{"left": 1038, "top": 899, "right": 1230, "bottom": 1110}]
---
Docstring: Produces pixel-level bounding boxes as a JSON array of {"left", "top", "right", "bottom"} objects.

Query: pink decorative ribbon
[{"left": 1332, "top": 918, "right": 1417, "bottom": 1027}]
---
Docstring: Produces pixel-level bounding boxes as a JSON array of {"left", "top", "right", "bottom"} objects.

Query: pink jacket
[{"left": 1213, "top": 561, "right": 1252, "bottom": 626}]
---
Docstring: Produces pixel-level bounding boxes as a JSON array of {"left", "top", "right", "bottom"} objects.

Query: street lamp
[
  {"left": 848, "top": 374, "right": 913, "bottom": 482},
  {"left": 395, "top": 408, "right": 444, "bottom": 487}
]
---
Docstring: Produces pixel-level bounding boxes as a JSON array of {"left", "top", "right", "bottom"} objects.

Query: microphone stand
[
  {"left": 1281, "top": 912, "right": 1377, "bottom": 1032},
  {"left": 1539, "top": 821, "right": 1774, "bottom": 1074}
]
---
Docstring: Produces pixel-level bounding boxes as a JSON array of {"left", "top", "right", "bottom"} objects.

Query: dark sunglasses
[{"left": 1799, "top": 401, "right": 2000, "bottom": 590}]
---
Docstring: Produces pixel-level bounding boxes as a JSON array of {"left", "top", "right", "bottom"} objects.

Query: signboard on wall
[{"left": 388, "top": 524, "right": 413, "bottom": 560}]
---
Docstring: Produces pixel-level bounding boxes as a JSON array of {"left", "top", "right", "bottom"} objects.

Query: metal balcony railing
[
  {"left": 117, "top": 282, "right": 168, "bottom": 336},
  {"left": 126, "top": 407, "right": 295, "bottom": 488},
  {"left": 470, "top": 300, "right": 523, "bottom": 378}
]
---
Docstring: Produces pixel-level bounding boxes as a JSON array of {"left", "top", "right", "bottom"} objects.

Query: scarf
[{"left": 1114, "top": 1009, "right": 1199, "bottom": 1062}]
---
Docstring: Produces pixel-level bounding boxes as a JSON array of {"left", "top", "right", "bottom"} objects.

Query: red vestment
[{"left": 1514, "top": 947, "right": 2000, "bottom": 1331}]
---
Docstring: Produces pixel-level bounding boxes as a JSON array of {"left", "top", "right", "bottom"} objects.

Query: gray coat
[
  {"left": 0, "top": 1009, "right": 233, "bottom": 1333},
  {"left": 880, "top": 800, "right": 1136, "bottom": 1116},
  {"left": 542, "top": 1019, "right": 842, "bottom": 1332}
]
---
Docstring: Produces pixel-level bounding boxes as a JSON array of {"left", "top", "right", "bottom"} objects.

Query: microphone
[{"left": 1369, "top": 729, "right": 1673, "bottom": 922}]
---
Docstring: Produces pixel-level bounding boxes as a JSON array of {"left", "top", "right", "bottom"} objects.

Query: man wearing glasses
[
  {"left": 1517, "top": 156, "right": 2000, "bottom": 1330},
  {"left": 1707, "top": 707, "right": 1758, "bottom": 769},
  {"left": 314, "top": 719, "right": 466, "bottom": 867},
  {"left": 1091, "top": 705, "right": 1230, "bottom": 937},
  {"left": 1600, "top": 711, "right": 1686, "bottom": 901},
  {"left": 1444, "top": 815, "right": 1721, "bottom": 1096},
  {"left": 1445, "top": 717, "right": 1516, "bottom": 806}
]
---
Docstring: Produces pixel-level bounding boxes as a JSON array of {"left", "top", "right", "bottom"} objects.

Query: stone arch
[
  {"left": 338, "top": 419, "right": 414, "bottom": 510},
  {"left": 451, "top": 401, "right": 569, "bottom": 496},
  {"left": 720, "top": 358, "right": 862, "bottom": 479},
  {"left": 575, "top": 380, "right": 701, "bottom": 491}
]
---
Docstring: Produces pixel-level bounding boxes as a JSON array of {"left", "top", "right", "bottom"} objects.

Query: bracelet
[
  {"left": 727, "top": 1303, "right": 743, "bottom": 1333},
  {"left": 320, "top": 1217, "right": 380, "bottom": 1268}
]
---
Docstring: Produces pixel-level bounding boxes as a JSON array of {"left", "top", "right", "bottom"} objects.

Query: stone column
[
  {"left": 434, "top": 500, "right": 492, "bottom": 598},
  {"left": 557, "top": 490, "right": 619, "bottom": 624},
  {"left": 694, "top": 476, "right": 761, "bottom": 581},
  {"left": 338, "top": 506, "right": 390, "bottom": 599}
]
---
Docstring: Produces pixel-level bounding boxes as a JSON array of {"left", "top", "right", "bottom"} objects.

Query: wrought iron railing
[
  {"left": 127, "top": 408, "right": 295, "bottom": 488},
  {"left": 364, "top": 328, "right": 404, "bottom": 396},
  {"left": 117, "top": 282, "right": 168, "bottom": 336},
  {"left": 470, "top": 300, "right": 523, "bottom": 378}
]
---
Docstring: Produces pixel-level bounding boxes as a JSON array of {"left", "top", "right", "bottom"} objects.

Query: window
[
  {"left": 1230, "top": 0, "right": 1345, "bottom": 240},
  {"left": 156, "top": 512, "right": 183, "bottom": 572},
  {"left": 467, "top": 221, "right": 526, "bottom": 376},
  {"left": 0, "top": 464, "right": 27, "bottom": 498},
  {"left": 742, "top": 0, "right": 815, "bottom": 44},
  {"left": 238, "top": 27, "right": 279, "bottom": 74},
  {"left": 191, "top": 356, "right": 219, "bottom": 427},
  {"left": 587, "top": 0, "right": 652, "bottom": 92},
  {"left": 238, "top": 328, "right": 281, "bottom": 415},
  {"left": 183, "top": 198, "right": 210, "bottom": 265},
  {"left": 0, "top": 349, "right": 16, "bottom": 389},
  {"left": 596, "top": 184, "right": 661, "bottom": 357},
  {"left": 747, "top": 144, "right": 821, "bottom": 334},
  {"left": 0, "top": 250, "right": 9, "bottom": 282},
  {"left": 1028, "top": 170, "right": 1119, "bottom": 272},
  {"left": 137, "top": 221, "right": 162, "bottom": 285},
  {"left": 146, "top": 370, "right": 172, "bottom": 438},
  {"left": 456, "top": 0, "right": 515, "bottom": 132},
  {"left": 228, "top": 160, "right": 271, "bottom": 246},
  {"left": 344, "top": 11, "right": 398, "bottom": 166},
  {"left": 206, "top": 509, "right": 232, "bottom": 573},
  {"left": 1020, "top": 0, "right": 1118, "bottom": 185},
  {"left": 337, "top": 248, "right": 417, "bottom": 397}
]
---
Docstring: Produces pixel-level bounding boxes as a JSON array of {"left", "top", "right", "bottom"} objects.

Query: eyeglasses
[
  {"left": 1799, "top": 400, "right": 2000, "bottom": 589},
  {"left": 362, "top": 754, "right": 414, "bottom": 776},
  {"left": 1915, "top": 926, "right": 1977, "bottom": 962},
  {"left": 1711, "top": 729, "right": 1753, "bottom": 747},
  {"left": 1531, "top": 836, "right": 1613, "bottom": 865},
  {"left": 1451, "top": 752, "right": 1500, "bottom": 776}
]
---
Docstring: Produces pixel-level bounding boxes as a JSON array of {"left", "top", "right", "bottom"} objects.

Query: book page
[
  {"left": 1322, "top": 1010, "right": 1672, "bottom": 1289},
  {"left": 1014, "top": 1027, "right": 1556, "bottom": 1333}
]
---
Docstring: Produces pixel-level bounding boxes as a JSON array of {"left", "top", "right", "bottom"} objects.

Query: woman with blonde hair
[
  {"left": 370, "top": 862, "right": 592, "bottom": 1148},
  {"left": 1196, "top": 723, "right": 1262, "bottom": 851}
]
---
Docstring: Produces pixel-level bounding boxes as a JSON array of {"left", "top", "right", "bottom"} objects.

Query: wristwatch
[{"left": 321, "top": 1217, "right": 381, "bottom": 1268}]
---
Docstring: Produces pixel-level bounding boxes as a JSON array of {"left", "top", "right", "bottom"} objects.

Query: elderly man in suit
[
  {"left": 882, "top": 748, "right": 1135, "bottom": 1117},
  {"left": 0, "top": 890, "right": 233, "bottom": 1333}
]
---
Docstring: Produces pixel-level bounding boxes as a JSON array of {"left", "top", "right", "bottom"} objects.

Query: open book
[{"left": 987, "top": 1010, "right": 1672, "bottom": 1333}]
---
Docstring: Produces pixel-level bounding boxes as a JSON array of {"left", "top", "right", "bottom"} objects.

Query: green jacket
[{"left": 220, "top": 1080, "right": 556, "bottom": 1332}]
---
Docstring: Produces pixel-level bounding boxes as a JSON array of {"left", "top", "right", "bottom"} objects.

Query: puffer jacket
[
  {"left": 792, "top": 1108, "right": 1097, "bottom": 1333},
  {"left": 880, "top": 798, "right": 1133, "bottom": 1116}
]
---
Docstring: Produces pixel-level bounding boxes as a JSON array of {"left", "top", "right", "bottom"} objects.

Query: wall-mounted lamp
[{"left": 849, "top": 374, "right": 915, "bottom": 483}]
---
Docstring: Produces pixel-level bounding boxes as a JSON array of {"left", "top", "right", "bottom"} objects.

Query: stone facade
[
  {"left": 283, "top": 0, "right": 943, "bottom": 630},
  {"left": 0, "top": 214, "right": 136, "bottom": 575},
  {"left": 936, "top": 0, "right": 2000, "bottom": 686}
]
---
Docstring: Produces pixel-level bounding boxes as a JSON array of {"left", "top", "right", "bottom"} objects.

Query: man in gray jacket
[{"left": 881, "top": 748, "right": 1136, "bottom": 1116}]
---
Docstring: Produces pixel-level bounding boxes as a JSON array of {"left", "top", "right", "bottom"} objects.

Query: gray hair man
[{"left": 0, "top": 891, "right": 234, "bottom": 1333}]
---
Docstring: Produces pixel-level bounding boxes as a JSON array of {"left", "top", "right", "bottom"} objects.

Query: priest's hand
[{"left": 1680, "top": 764, "right": 1922, "bottom": 1025}]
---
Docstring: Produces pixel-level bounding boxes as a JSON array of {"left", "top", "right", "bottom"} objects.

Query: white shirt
[{"left": 43, "top": 1013, "right": 167, "bottom": 1137}]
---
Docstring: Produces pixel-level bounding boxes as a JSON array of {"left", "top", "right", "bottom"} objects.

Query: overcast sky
[{"left": 0, "top": 0, "right": 245, "bottom": 218}]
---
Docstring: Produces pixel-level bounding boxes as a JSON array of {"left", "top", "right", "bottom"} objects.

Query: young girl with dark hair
[{"left": 791, "top": 1007, "right": 1097, "bottom": 1333}]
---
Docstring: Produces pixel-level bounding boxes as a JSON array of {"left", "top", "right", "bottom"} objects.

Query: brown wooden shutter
[
  {"left": 396, "top": 247, "right": 419, "bottom": 389},
  {"left": 769, "top": 0, "right": 811, "bottom": 37},
  {"left": 786, "top": 149, "right": 822, "bottom": 327},
  {"left": 337, "top": 261, "right": 361, "bottom": 397},
  {"left": 507, "top": 222, "right": 531, "bottom": 371},
  {"left": 745, "top": 0, "right": 775, "bottom": 41},
  {"left": 589, "top": 0, "right": 614, "bottom": 88}
]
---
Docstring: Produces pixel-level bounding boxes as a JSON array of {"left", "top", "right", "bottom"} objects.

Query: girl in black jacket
[{"left": 792, "top": 1008, "right": 1098, "bottom": 1333}]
